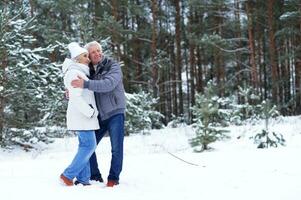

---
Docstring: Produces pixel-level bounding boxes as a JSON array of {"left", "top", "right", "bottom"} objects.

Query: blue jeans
[
  {"left": 90, "top": 114, "right": 124, "bottom": 181},
  {"left": 63, "top": 130, "right": 96, "bottom": 184}
]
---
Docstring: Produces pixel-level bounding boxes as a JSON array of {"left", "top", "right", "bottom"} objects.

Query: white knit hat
[{"left": 67, "top": 42, "right": 88, "bottom": 59}]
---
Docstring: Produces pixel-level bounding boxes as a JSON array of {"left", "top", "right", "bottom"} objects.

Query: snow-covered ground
[{"left": 1, "top": 116, "right": 301, "bottom": 200}]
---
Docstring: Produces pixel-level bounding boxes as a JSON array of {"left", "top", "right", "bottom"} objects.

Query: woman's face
[{"left": 77, "top": 53, "right": 90, "bottom": 65}]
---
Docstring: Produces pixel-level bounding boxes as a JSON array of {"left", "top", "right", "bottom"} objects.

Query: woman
[{"left": 60, "top": 42, "right": 99, "bottom": 186}]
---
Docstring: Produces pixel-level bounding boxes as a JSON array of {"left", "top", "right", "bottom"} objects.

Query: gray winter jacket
[{"left": 83, "top": 57, "right": 126, "bottom": 121}]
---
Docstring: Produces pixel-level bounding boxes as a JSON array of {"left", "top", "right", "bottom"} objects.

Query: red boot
[
  {"left": 106, "top": 180, "right": 119, "bottom": 187},
  {"left": 60, "top": 174, "right": 73, "bottom": 186}
]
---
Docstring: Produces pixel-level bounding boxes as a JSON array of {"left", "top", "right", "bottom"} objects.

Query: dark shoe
[
  {"left": 60, "top": 174, "right": 73, "bottom": 186},
  {"left": 74, "top": 180, "right": 91, "bottom": 186},
  {"left": 106, "top": 180, "right": 119, "bottom": 187},
  {"left": 90, "top": 175, "right": 104, "bottom": 182}
]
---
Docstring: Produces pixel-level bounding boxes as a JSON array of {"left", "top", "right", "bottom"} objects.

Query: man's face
[{"left": 88, "top": 45, "right": 102, "bottom": 65}]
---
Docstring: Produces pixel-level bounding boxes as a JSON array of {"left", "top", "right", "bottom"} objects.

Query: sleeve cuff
[{"left": 83, "top": 80, "right": 89, "bottom": 88}]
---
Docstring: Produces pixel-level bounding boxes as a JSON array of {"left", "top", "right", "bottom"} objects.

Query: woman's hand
[{"left": 65, "top": 89, "right": 69, "bottom": 100}]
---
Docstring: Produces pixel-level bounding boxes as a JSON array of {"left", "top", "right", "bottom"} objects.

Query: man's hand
[{"left": 71, "top": 76, "right": 85, "bottom": 88}]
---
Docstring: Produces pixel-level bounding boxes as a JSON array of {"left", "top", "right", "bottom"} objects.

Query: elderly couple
[{"left": 60, "top": 41, "right": 126, "bottom": 187}]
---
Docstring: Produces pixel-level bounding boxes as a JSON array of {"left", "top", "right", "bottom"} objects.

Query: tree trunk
[
  {"left": 262, "top": 34, "right": 268, "bottom": 99},
  {"left": 29, "top": 0, "right": 35, "bottom": 17},
  {"left": 213, "top": 3, "right": 225, "bottom": 97},
  {"left": 166, "top": 52, "right": 173, "bottom": 122},
  {"left": 246, "top": 0, "right": 258, "bottom": 91},
  {"left": 234, "top": 0, "right": 242, "bottom": 103},
  {"left": 111, "top": 0, "right": 122, "bottom": 61},
  {"left": 159, "top": 68, "right": 167, "bottom": 124},
  {"left": 150, "top": 0, "right": 159, "bottom": 99},
  {"left": 93, "top": 0, "right": 102, "bottom": 38},
  {"left": 188, "top": 8, "right": 196, "bottom": 109},
  {"left": 170, "top": 35, "right": 178, "bottom": 116},
  {"left": 254, "top": 2, "right": 264, "bottom": 102},
  {"left": 267, "top": 0, "right": 278, "bottom": 103},
  {"left": 134, "top": 0, "right": 142, "bottom": 82},
  {"left": 196, "top": 46, "right": 203, "bottom": 93},
  {"left": 284, "top": 39, "right": 291, "bottom": 108},
  {"left": 257, "top": 36, "right": 263, "bottom": 101},
  {"left": 175, "top": 0, "right": 183, "bottom": 115},
  {"left": 295, "top": 3, "right": 301, "bottom": 114},
  {"left": 0, "top": 49, "right": 8, "bottom": 142},
  {"left": 181, "top": 1, "right": 190, "bottom": 122},
  {"left": 196, "top": 10, "right": 203, "bottom": 93}
]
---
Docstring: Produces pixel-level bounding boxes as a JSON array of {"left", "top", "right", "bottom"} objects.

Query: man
[{"left": 71, "top": 41, "right": 126, "bottom": 187}]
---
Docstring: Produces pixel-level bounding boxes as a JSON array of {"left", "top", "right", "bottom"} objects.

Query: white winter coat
[{"left": 62, "top": 58, "right": 100, "bottom": 131}]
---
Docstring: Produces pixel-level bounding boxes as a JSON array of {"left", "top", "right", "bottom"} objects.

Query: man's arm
[{"left": 72, "top": 62, "right": 122, "bottom": 93}]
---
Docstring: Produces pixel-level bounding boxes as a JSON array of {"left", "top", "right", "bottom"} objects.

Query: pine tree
[
  {"left": 253, "top": 100, "right": 285, "bottom": 148},
  {"left": 0, "top": 3, "right": 64, "bottom": 147},
  {"left": 190, "top": 81, "right": 229, "bottom": 152}
]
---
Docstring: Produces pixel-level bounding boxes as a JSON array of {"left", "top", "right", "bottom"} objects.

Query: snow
[
  {"left": 1, "top": 116, "right": 301, "bottom": 200},
  {"left": 280, "top": 11, "right": 299, "bottom": 20}
]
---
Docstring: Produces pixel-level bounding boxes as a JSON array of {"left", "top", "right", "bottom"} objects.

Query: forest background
[{"left": 0, "top": 0, "right": 300, "bottom": 148}]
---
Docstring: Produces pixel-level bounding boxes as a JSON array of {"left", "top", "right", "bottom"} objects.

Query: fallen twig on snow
[{"left": 166, "top": 150, "right": 204, "bottom": 167}]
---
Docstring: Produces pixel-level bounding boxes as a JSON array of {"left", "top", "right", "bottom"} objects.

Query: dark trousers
[{"left": 89, "top": 113, "right": 124, "bottom": 181}]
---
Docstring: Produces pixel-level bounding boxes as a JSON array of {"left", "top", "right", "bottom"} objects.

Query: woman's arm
[{"left": 65, "top": 71, "right": 97, "bottom": 118}]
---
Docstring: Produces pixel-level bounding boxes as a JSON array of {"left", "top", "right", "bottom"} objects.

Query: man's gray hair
[{"left": 84, "top": 41, "right": 103, "bottom": 52}]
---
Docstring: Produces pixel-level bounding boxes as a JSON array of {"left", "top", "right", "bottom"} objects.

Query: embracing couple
[{"left": 60, "top": 41, "right": 126, "bottom": 187}]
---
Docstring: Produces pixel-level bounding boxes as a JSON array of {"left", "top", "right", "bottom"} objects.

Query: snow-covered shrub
[
  {"left": 125, "top": 91, "right": 164, "bottom": 135},
  {"left": 254, "top": 130, "right": 285, "bottom": 148},
  {"left": 228, "top": 86, "right": 261, "bottom": 125},
  {"left": 1, "top": 128, "right": 50, "bottom": 149},
  {"left": 167, "top": 115, "right": 187, "bottom": 128}
]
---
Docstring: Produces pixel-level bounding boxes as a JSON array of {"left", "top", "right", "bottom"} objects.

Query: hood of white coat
[{"left": 62, "top": 58, "right": 90, "bottom": 76}]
